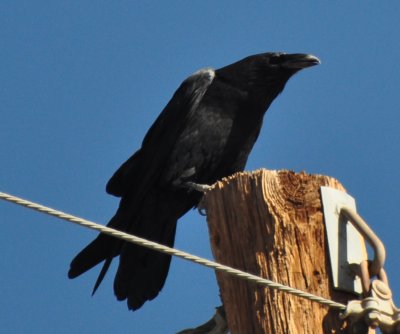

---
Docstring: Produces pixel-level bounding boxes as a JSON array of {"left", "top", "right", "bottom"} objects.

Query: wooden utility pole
[{"left": 203, "top": 169, "right": 358, "bottom": 334}]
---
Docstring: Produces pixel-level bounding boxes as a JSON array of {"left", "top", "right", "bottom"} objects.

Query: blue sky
[{"left": 1, "top": 1, "right": 399, "bottom": 333}]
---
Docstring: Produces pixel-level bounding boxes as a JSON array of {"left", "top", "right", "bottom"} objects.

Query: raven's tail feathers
[
  {"left": 91, "top": 256, "right": 114, "bottom": 295},
  {"left": 68, "top": 189, "right": 198, "bottom": 310},
  {"left": 114, "top": 218, "right": 178, "bottom": 310},
  {"left": 68, "top": 233, "right": 119, "bottom": 279},
  {"left": 68, "top": 214, "right": 122, "bottom": 283}
]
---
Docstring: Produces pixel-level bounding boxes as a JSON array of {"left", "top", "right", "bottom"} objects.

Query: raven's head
[
  {"left": 215, "top": 52, "right": 320, "bottom": 108},
  {"left": 217, "top": 52, "right": 320, "bottom": 90},
  {"left": 235, "top": 52, "right": 320, "bottom": 75},
  {"left": 263, "top": 52, "right": 321, "bottom": 70}
]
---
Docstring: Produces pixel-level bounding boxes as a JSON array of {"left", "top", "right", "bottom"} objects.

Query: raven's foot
[
  {"left": 184, "top": 182, "right": 211, "bottom": 216},
  {"left": 184, "top": 182, "right": 212, "bottom": 193}
]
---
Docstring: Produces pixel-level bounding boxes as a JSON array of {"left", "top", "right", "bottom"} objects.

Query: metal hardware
[
  {"left": 177, "top": 306, "right": 228, "bottom": 334},
  {"left": 320, "top": 187, "right": 366, "bottom": 294},
  {"left": 339, "top": 207, "right": 386, "bottom": 278},
  {"left": 341, "top": 270, "right": 400, "bottom": 334},
  {"left": 321, "top": 187, "right": 399, "bottom": 333}
]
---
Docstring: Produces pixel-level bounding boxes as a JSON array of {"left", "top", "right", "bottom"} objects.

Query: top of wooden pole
[{"left": 203, "top": 169, "right": 355, "bottom": 334}]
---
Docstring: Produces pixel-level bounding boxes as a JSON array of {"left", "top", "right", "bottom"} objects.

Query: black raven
[{"left": 68, "top": 52, "right": 320, "bottom": 310}]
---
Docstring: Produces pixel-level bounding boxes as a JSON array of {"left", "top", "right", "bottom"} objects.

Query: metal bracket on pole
[{"left": 320, "top": 186, "right": 366, "bottom": 294}]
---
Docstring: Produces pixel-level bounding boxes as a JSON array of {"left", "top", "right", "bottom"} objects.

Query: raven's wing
[
  {"left": 106, "top": 68, "right": 215, "bottom": 197},
  {"left": 68, "top": 69, "right": 215, "bottom": 281}
]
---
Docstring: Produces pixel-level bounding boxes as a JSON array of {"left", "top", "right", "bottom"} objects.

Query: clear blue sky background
[{"left": 1, "top": 1, "right": 399, "bottom": 333}]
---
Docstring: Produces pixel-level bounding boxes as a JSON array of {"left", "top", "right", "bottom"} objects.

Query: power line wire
[{"left": 0, "top": 191, "right": 346, "bottom": 310}]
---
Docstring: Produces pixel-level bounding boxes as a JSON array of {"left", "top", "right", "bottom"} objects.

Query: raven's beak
[{"left": 281, "top": 54, "right": 321, "bottom": 69}]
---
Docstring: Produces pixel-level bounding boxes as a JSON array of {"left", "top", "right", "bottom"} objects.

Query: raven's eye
[{"left": 269, "top": 55, "right": 282, "bottom": 65}]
